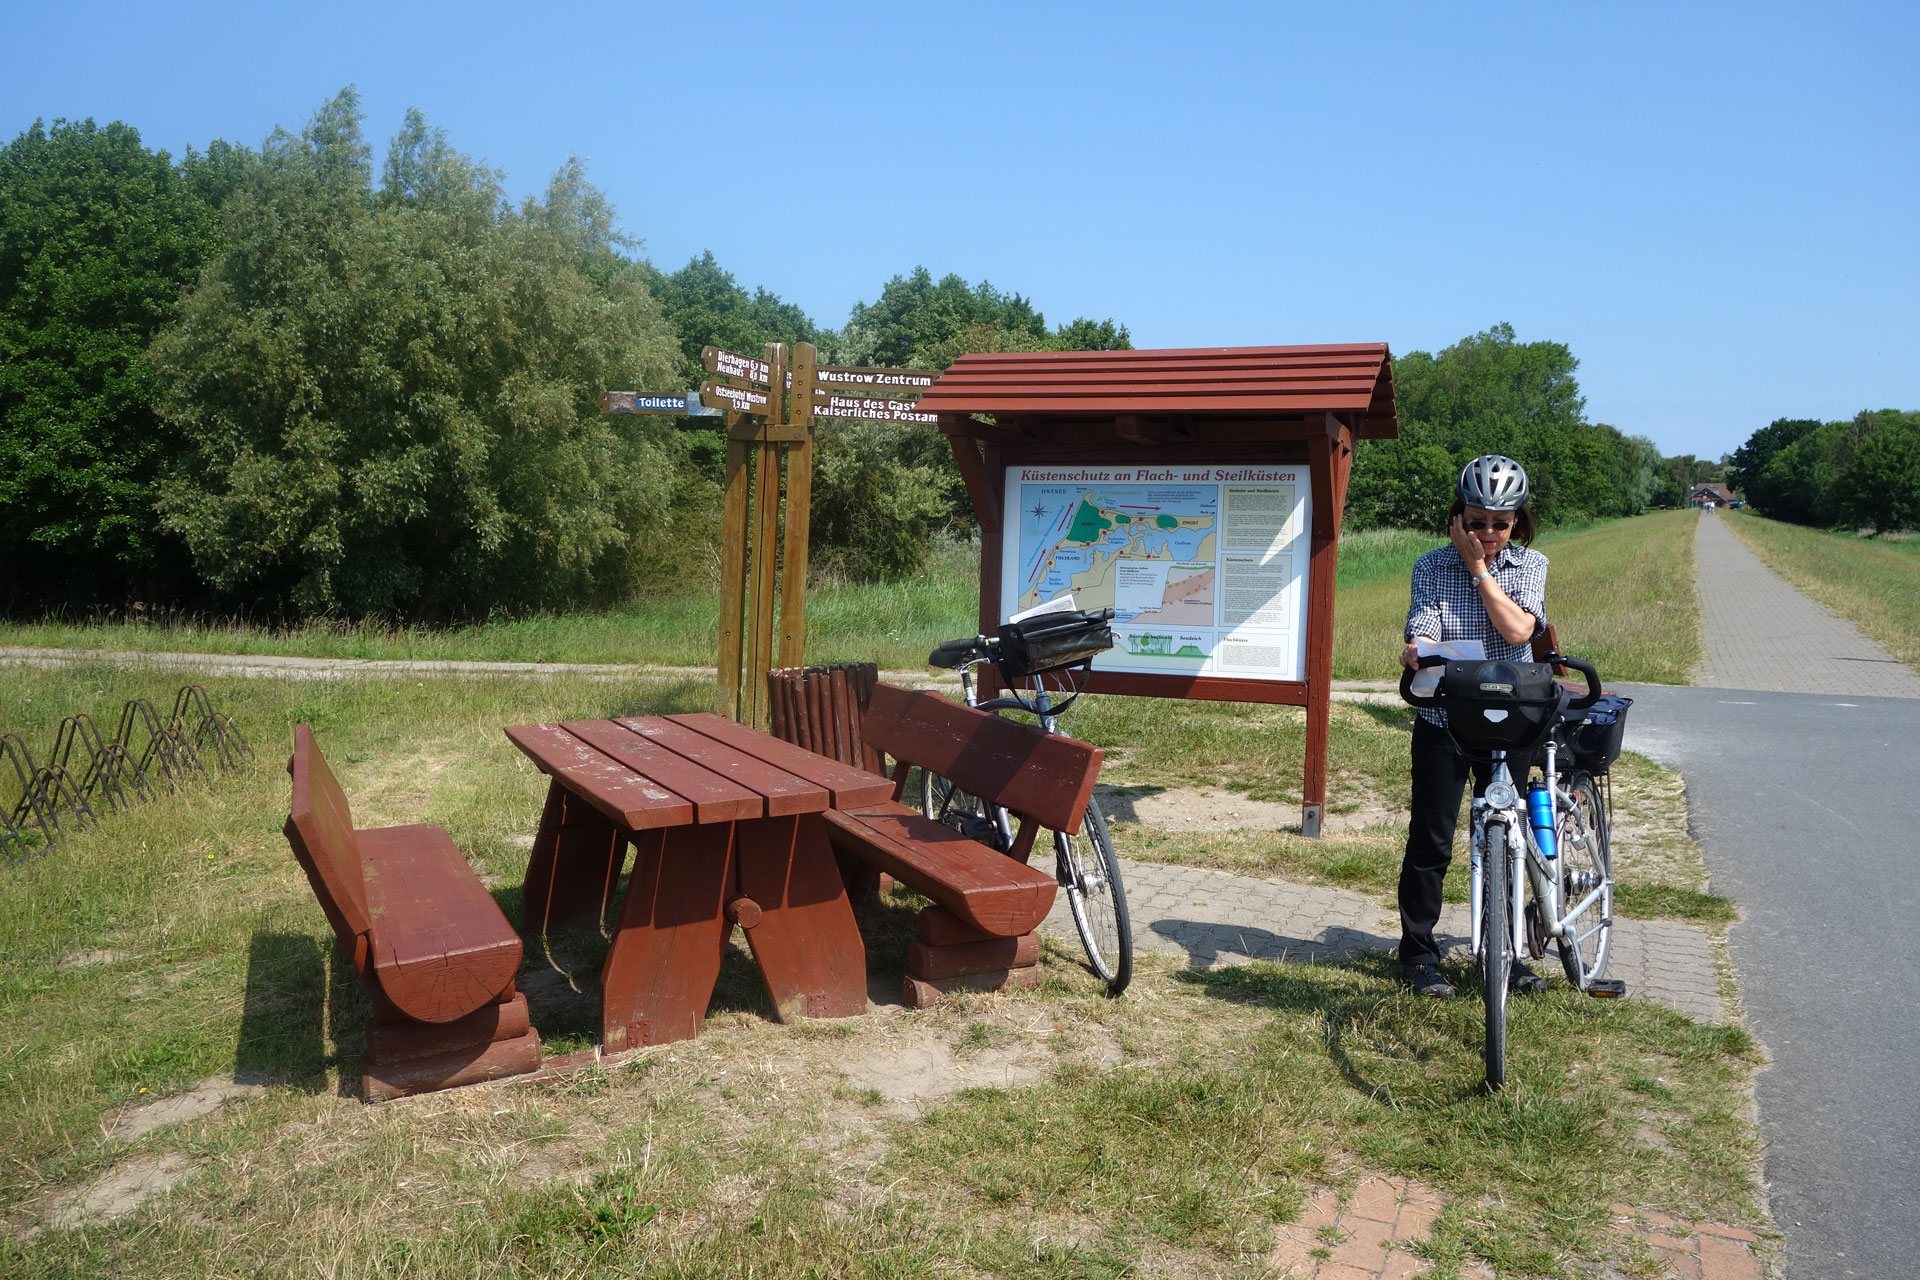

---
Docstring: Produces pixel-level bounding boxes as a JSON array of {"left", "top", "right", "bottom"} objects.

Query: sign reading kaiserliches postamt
[{"left": 999, "top": 464, "right": 1311, "bottom": 681}]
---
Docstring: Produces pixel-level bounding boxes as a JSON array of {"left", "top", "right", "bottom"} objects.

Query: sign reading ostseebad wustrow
[{"left": 1000, "top": 464, "right": 1311, "bottom": 681}]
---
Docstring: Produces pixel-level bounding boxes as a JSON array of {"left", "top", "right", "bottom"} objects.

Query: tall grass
[
  {"left": 1721, "top": 511, "right": 1920, "bottom": 673},
  {"left": 1332, "top": 511, "right": 1701, "bottom": 683}
]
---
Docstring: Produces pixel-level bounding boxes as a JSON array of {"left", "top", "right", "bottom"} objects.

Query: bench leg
[
  {"left": 734, "top": 814, "right": 868, "bottom": 1022},
  {"left": 600, "top": 825, "right": 733, "bottom": 1052},
  {"left": 523, "top": 779, "right": 624, "bottom": 934}
]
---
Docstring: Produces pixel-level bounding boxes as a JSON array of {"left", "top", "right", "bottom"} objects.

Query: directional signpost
[{"left": 605, "top": 345, "right": 937, "bottom": 727}]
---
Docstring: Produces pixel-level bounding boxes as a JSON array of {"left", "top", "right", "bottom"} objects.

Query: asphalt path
[{"left": 1617, "top": 683, "right": 1918, "bottom": 1280}]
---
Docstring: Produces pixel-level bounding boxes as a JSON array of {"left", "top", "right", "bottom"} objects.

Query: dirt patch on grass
[
  {"left": 1100, "top": 784, "right": 1400, "bottom": 835},
  {"left": 106, "top": 1075, "right": 265, "bottom": 1142},
  {"left": 56, "top": 948, "right": 128, "bottom": 970},
  {"left": 45, "top": 1153, "right": 192, "bottom": 1231}
]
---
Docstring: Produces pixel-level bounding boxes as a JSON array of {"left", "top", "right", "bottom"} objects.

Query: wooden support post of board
[
  {"left": 742, "top": 342, "right": 786, "bottom": 729},
  {"left": 716, "top": 410, "right": 752, "bottom": 720},
  {"left": 778, "top": 342, "right": 816, "bottom": 669},
  {"left": 1301, "top": 412, "right": 1354, "bottom": 838}
]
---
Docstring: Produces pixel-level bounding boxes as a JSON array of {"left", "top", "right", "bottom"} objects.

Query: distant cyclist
[{"left": 1397, "top": 455, "right": 1550, "bottom": 1000}]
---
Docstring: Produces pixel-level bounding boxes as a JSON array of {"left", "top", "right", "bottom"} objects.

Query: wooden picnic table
[{"left": 505, "top": 713, "right": 896, "bottom": 1052}]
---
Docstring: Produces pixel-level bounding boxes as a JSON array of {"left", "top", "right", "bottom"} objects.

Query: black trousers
[{"left": 1398, "top": 717, "right": 1496, "bottom": 968}]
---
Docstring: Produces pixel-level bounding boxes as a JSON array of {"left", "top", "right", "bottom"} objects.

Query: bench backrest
[
  {"left": 861, "top": 683, "right": 1103, "bottom": 834},
  {"left": 284, "top": 724, "right": 372, "bottom": 953}
]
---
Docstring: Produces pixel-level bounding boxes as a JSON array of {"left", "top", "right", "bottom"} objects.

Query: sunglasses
[{"left": 1466, "top": 519, "right": 1512, "bottom": 532}]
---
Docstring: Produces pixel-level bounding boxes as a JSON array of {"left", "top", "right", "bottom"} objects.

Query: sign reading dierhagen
[{"left": 999, "top": 464, "right": 1311, "bottom": 682}]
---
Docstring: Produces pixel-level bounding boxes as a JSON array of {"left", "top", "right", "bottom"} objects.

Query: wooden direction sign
[
  {"left": 813, "top": 393, "right": 937, "bottom": 424},
  {"left": 703, "top": 346, "right": 770, "bottom": 385},
  {"left": 601, "top": 391, "right": 693, "bottom": 415},
  {"left": 701, "top": 379, "right": 770, "bottom": 413},
  {"left": 814, "top": 365, "right": 936, "bottom": 392}
]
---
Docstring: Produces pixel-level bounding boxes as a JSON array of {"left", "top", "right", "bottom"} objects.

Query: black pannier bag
[
  {"left": 1437, "top": 659, "right": 1566, "bottom": 755},
  {"left": 996, "top": 607, "right": 1115, "bottom": 679},
  {"left": 1559, "top": 693, "right": 1632, "bottom": 773}
]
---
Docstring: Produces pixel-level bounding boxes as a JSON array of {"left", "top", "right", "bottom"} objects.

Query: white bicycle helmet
[{"left": 1457, "top": 454, "right": 1530, "bottom": 511}]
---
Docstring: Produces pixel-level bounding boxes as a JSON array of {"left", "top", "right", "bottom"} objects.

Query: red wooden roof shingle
[{"left": 917, "top": 343, "right": 1397, "bottom": 438}]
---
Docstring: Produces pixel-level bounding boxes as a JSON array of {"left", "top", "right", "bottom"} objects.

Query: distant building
[{"left": 1689, "top": 483, "right": 1741, "bottom": 509}]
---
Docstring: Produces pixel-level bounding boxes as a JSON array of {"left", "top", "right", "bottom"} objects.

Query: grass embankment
[
  {"left": 0, "top": 664, "right": 1763, "bottom": 1276},
  {"left": 1333, "top": 511, "right": 1702, "bottom": 683},
  {"left": 3, "top": 513, "right": 1702, "bottom": 689},
  {"left": 1721, "top": 510, "right": 1920, "bottom": 674}
]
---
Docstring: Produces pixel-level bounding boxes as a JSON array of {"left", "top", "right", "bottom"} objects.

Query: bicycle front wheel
[
  {"left": 1555, "top": 771, "right": 1614, "bottom": 989},
  {"left": 920, "top": 769, "right": 987, "bottom": 827},
  {"left": 1481, "top": 819, "right": 1512, "bottom": 1089},
  {"left": 1058, "top": 798, "right": 1133, "bottom": 995}
]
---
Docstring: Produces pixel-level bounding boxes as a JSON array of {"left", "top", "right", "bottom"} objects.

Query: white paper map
[{"left": 1001, "top": 464, "right": 1311, "bottom": 681}]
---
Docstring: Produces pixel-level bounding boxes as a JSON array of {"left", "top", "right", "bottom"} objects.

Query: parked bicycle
[
  {"left": 923, "top": 603, "right": 1133, "bottom": 994},
  {"left": 1400, "top": 650, "right": 1631, "bottom": 1087}
]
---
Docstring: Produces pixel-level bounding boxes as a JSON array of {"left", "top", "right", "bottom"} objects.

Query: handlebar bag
[
  {"left": 1562, "top": 693, "right": 1632, "bottom": 773},
  {"left": 1438, "top": 659, "right": 1565, "bottom": 754},
  {"left": 995, "top": 608, "right": 1114, "bottom": 678}
]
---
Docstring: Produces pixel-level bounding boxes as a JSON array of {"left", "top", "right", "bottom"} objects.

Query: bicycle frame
[{"left": 1467, "top": 737, "right": 1611, "bottom": 984}]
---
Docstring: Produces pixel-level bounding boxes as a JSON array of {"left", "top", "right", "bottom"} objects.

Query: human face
[{"left": 1463, "top": 506, "right": 1513, "bottom": 559}]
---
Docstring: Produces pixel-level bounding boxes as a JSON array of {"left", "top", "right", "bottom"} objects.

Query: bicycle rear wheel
[
  {"left": 1058, "top": 798, "right": 1132, "bottom": 994},
  {"left": 1555, "top": 771, "right": 1614, "bottom": 989},
  {"left": 920, "top": 769, "right": 987, "bottom": 827},
  {"left": 1481, "top": 819, "right": 1512, "bottom": 1089}
]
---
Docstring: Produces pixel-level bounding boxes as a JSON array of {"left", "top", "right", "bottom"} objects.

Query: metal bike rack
[
  {"left": 3, "top": 732, "right": 64, "bottom": 862},
  {"left": 51, "top": 712, "right": 151, "bottom": 813},
  {"left": 116, "top": 697, "right": 204, "bottom": 789},
  {"left": 171, "top": 685, "right": 254, "bottom": 777}
]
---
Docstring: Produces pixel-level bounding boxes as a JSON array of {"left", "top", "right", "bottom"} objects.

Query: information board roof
[{"left": 918, "top": 343, "right": 1397, "bottom": 439}]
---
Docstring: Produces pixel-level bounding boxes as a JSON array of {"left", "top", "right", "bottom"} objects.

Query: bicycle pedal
[{"left": 1585, "top": 978, "right": 1628, "bottom": 999}]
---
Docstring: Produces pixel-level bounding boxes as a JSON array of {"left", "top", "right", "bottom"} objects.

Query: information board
[{"left": 998, "top": 464, "right": 1312, "bottom": 681}]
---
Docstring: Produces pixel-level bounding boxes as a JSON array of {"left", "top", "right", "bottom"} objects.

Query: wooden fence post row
[
  {"left": 1, "top": 685, "right": 253, "bottom": 866},
  {"left": 606, "top": 347, "right": 936, "bottom": 728}
]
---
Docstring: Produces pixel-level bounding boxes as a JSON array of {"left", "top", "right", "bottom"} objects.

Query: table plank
[
  {"left": 615, "top": 717, "right": 829, "bottom": 817},
  {"left": 562, "top": 720, "right": 763, "bottom": 824},
  {"left": 504, "top": 724, "right": 693, "bottom": 830},
  {"left": 664, "top": 713, "right": 897, "bottom": 808}
]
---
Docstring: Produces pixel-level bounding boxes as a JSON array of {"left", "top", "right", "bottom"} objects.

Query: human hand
[
  {"left": 1401, "top": 640, "right": 1424, "bottom": 670},
  {"left": 1449, "top": 515, "right": 1487, "bottom": 572}
]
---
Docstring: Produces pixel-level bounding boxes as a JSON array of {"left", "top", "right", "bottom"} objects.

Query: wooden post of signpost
[{"left": 611, "top": 343, "right": 930, "bottom": 729}]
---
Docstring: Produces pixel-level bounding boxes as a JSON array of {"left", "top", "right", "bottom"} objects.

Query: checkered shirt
[{"left": 1404, "top": 542, "right": 1550, "bottom": 726}]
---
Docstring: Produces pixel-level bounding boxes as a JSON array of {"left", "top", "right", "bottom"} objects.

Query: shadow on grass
[
  {"left": 1178, "top": 954, "right": 1490, "bottom": 1105},
  {"left": 236, "top": 931, "right": 358, "bottom": 1093}
]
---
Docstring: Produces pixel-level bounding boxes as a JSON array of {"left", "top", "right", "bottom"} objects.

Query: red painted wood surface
[
  {"left": 600, "top": 824, "right": 735, "bottom": 1052},
  {"left": 915, "top": 904, "right": 998, "bottom": 947},
  {"left": 663, "top": 713, "right": 895, "bottom": 807},
  {"left": 360, "top": 823, "right": 522, "bottom": 1024},
  {"left": 561, "top": 719, "right": 763, "bottom": 823},
  {"left": 505, "top": 723, "right": 694, "bottom": 829},
  {"left": 902, "top": 965, "right": 1042, "bottom": 1008},
  {"left": 615, "top": 716, "right": 828, "bottom": 816},
  {"left": 362, "top": 1029, "right": 543, "bottom": 1102},
  {"left": 367, "top": 991, "right": 530, "bottom": 1064},
  {"left": 859, "top": 683, "right": 1102, "bottom": 835},
  {"left": 822, "top": 803, "right": 1056, "bottom": 937},
  {"left": 908, "top": 933, "right": 1037, "bottom": 980},
  {"left": 917, "top": 344, "right": 1396, "bottom": 439},
  {"left": 733, "top": 815, "right": 867, "bottom": 1021},
  {"left": 284, "top": 724, "right": 373, "bottom": 950},
  {"left": 520, "top": 779, "right": 625, "bottom": 935}
]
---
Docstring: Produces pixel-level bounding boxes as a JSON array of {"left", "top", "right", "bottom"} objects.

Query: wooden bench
[
  {"left": 822, "top": 683, "right": 1104, "bottom": 1006},
  {"left": 282, "top": 725, "right": 541, "bottom": 1099}
]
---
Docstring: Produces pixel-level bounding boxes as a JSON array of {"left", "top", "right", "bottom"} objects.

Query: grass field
[
  {"left": 2, "top": 514, "right": 1703, "bottom": 689},
  {"left": 0, "top": 658, "right": 1761, "bottom": 1275},
  {"left": 1720, "top": 510, "right": 1920, "bottom": 673}
]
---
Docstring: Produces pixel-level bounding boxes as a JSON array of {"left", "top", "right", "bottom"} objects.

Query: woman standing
[{"left": 1397, "top": 455, "right": 1549, "bottom": 999}]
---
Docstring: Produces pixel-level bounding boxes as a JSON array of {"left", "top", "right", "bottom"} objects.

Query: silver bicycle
[
  {"left": 923, "top": 629, "right": 1133, "bottom": 995},
  {"left": 1401, "top": 651, "right": 1624, "bottom": 1088}
]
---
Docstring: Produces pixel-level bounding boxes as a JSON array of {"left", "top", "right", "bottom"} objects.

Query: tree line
[
  {"left": 3, "top": 91, "right": 1706, "bottom": 622},
  {"left": 1727, "top": 411, "right": 1919, "bottom": 535}
]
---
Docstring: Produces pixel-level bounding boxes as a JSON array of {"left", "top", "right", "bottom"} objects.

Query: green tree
[
  {"left": 0, "top": 118, "right": 231, "bottom": 605},
  {"left": 644, "top": 250, "right": 818, "bottom": 391},
  {"left": 150, "top": 91, "right": 681, "bottom": 618},
  {"left": 1839, "top": 413, "right": 1920, "bottom": 534},
  {"left": 1728, "top": 417, "right": 1822, "bottom": 513}
]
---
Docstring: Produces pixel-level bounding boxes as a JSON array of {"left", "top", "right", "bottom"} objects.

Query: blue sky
[{"left": 5, "top": 0, "right": 1915, "bottom": 460}]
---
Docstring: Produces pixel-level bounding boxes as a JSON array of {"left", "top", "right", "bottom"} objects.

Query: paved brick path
[
  {"left": 1042, "top": 857, "right": 1724, "bottom": 1023},
  {"left": 1694, "top": 512, "right": 1920, "bottom": 697}
]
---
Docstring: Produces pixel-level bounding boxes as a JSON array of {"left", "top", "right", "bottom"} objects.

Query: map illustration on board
[{"left": 1002, "top": 466, "right": 1311, "bottom": 681}]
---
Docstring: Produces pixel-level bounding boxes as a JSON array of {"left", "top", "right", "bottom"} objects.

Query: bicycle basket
[
  {"left": 995, "top": 608, "right": 1114, "bottom": 679},
  {"left": 1559, "top": 693, "right": 1632, "bottom": 773},
  {"left": 1436, "top": 659, "right": 1566, "bottom": 755}
]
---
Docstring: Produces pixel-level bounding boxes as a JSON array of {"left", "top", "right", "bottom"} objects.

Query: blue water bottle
[{"left": 1527, "top": 781, "right": 1558, "bottom": 859}]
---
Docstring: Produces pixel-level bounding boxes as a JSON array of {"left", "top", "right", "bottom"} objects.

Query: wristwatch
[{"left": 1471, "top": 569, "right": 1493, "bottom": 586}]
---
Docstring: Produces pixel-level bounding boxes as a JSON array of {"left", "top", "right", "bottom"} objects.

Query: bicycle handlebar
[{"left": 1397, "top": 651, "right": 1604, "bottom": 712}]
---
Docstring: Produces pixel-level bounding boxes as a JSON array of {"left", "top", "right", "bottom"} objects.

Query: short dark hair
[{"left": 1448, "top": 498, "right": 1536, "bottom": 545}]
